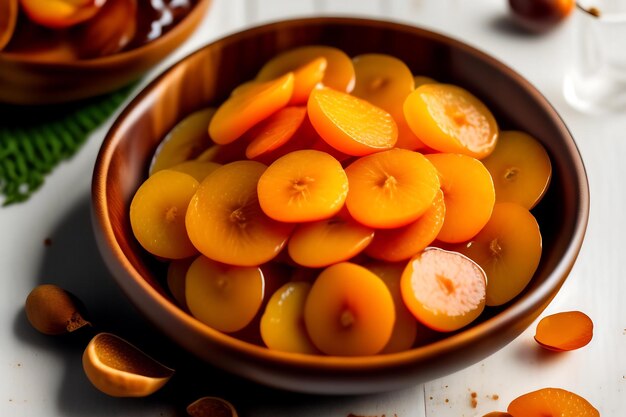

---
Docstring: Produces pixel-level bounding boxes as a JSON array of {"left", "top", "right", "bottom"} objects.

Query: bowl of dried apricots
[
  {"left": 92, "top": 17, "right": 589, "bottom": 394},
  {"left": 0, "top": 0, "right": 211, "bottom": 104}
]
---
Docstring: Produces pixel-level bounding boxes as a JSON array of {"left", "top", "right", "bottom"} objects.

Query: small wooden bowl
[
  {"left": 92, "top": 17, "right": 589, "bottom": 394},
  {"left": 0, "top": 0, "right": 211, "bottom": 105}
]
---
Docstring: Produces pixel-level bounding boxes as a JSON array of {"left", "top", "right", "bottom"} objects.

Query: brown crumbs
[
  {"left": 44, "top": 238, "right": 52, "bottom": 247},
  {"left": 491, "top": 394, "right": 499, "bottom": 400}
]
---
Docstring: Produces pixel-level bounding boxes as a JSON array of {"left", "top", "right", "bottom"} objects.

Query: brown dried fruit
[
  {"left": 25, "top": 284, "right": 91, "bottom": 335},
  {"left": 187, "top": 396, "right": 238, "bottom": 417}
]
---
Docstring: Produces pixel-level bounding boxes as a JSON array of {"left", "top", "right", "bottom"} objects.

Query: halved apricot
[
  {"left": 257, "top": 149, "right": 348, "bottom": 222},
  {"left": 404, "top": 83, "right": 499, "bottom": 159},
  {"left": 288, "top": 57, "right": 327, "bottom": 105},
  {"left": 150, "top": 107, "right": 215, "bottom": 175},
  {"left": 130, "top": 170, "right": 199, "bottom": 259},
  {"left": 287, "top": 212, "right": 374, "bottom": 267},
  {"left": 244, "top": 106, "right": 307, "bottom": 160},
  {"left": 169, "top": 160, "right": 221, "bottom": 182},
  {"left": 426, "top": 153, "right": 495, "bottom": 243},
  {"left": 401, "top": 247, "right": 486, "bottom": 332},
  {"left": 308, "top": 87, "right": 398, "bottom": 156},
  {"left": 534, "top": 311, "right": 593, "bottom": 351},
  {"left": 507, "top": 388, "right": 599, "bottom": 417},
  {"left": 365, "top": 261, "right": 418, "bottom": 353},
  {"left": 455, "top": 202, "right": 542, "bottom": 306},
  {"left": 365, "top": 189, "right": 445, "bottom": 261},
  {"left": 186, "top": 256, "right": 264, "bottom": 333},
  {"left": 186, "top": 161, "right": 294, "bottom": 266},
  {"left": 209, "top": 73, "right": 294, "bottom": 145},
  {"left": 345, "top": 148, "right": 440, "bottom": 228},
  {"left": 256, "top": 45, "right": 355, "bottom": 93},
  {"left": 260, "top": 281, "right": 319, "bottom": 354},
  {"left": 304, "top": 262, "right": 395, "bottom": 356},
  {"left": 481, "top": 130, "right": 552, "bottom": 209},
  {"left": 166, "top": 257, "right": 195, "bottom": 311},
  {"left": 20, "top": 0, "right": 106, "bottom": 29}
]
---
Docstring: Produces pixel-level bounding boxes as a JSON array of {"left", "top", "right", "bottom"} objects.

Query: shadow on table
[{"left": 13, "top": 193, "right": 393, "bottom": 417}]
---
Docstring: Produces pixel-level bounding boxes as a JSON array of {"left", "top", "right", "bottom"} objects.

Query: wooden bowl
[
  {"left": 0, "top": 0, "right": 211, "bottom": 105},
  {"left": 92, "top": 17, "right": 589, "bottom": 394}
]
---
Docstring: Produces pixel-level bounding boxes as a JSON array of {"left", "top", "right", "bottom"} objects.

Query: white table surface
[{"left": 1, "top": 1, "right": 624, "bottom": 416}]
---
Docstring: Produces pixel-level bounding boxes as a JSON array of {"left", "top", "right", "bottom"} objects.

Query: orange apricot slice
[
  {"left": 130, "top": 170, "right": 199, "bottom": 259},
  {"left": 413, "top": 75, "right": 437, "bottom": 88},
  {"left": 244, "top": 106, "right": 307, "bottom": 160},
  {"left": 365, "top": 261, "right": 418, "bottom": 354},
  {"left": 351, "top": 54, "right": 426, "bottom": 151},
  {"left": 404, "top": 83, "right": 499, "bottom": 159},
  {"left": 169, "top": 160, "right": 221, "bottom": 182},
  {"left": 82, "top": 333, "right": 174, "bottom": 397},
  {"left": 287, "top": 212, "right": 374, "bottom": 268},
  {"left": 187, "top": 397, "right": 238, "bottom": 417},
  {"left": 150, "top": 107, "right": 215, "bottom": 175},
  {"left": 351, "top": 54, "right": 415, "bottom": 118},
  {"left": 304, "top": 262, "right": 395, "bottom": 356},
  {"left": 185, "top": 256, "right": 264, "bottom": 333},
  {"left": 288, "top": 57, "right": 327, "bottom": 105},
  {"left": 308, "top": 87, "right": 398, "bottom": 156},
  {"left": 257, "top": 149, "right": 348, "bottom": 223},
  {"left": 209, "top": 73, "right": 294, "bottom": 145},
  {"left": 256, "top": 45, "right": 355, "bottom": 93},
  {"left": 345, "top": 148, "right": 440, "bottom": 228},
  {"left": 186, "top": 161, "right": 294, "bottom": 266},
  {"left": 426, "top": 153, "right": 495, "bottom": 243},
  {"left": 534, "top": 311, "right": 593, "bottom": 352},
  {"left": 260, "top": 281, "right": 319, "bottom": 354},
  {"left": 20, "top": 0, "right": 106, "bottom": 29},
  {"left": 507, "top": 388, "right": 600, "bottom": 417},
  {"left": 195, "top": 141, "right": 248, "bottom": 165},
  {"left": 401, "top": 247, "right": 486, "bottom": 332},
  {"left": 481, "top": 130, "right": 552, "bottom": 209},
  {"left": 455, "top": 202, "right": 542, "bottom": 306},
  {"left": 0, "top": 0, "right": 18, "bottom": 51},
  {"left": 365, "top": 189, "right": 445, "bottom": 261},
  {"left": 166, "top": 258, "right": 194, "bottom": 311}
]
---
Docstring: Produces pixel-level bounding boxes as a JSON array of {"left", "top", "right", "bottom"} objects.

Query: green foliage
[{"left": 0, "top": 85, "right": 134, "bottom": 205}]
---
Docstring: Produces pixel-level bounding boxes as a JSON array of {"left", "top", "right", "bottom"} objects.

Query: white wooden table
[{"left": 1, "top": 1, "right": 623, "bottom": 416}]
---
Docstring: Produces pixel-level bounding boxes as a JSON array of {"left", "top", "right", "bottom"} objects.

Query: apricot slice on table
[
  {"left": 209, "top": 73, "right": 294, "bottom": 144},
  {"left": 365, "top": 261, "right": 418, "bottom": 353},
  {"left": 186, "top": 161, "right": 294, "bottom": 266},
  {"left": 0, "top": 0, "right": 18, "bottom": 51},
  {"left": 287, "top": 212, "right": 374, "bottom": 268},
  {"left": 186, "top": 256, "right": 265, "bottom": 333},
  {"left": 308, "top": 87, "right": 398, "bottom": 156},
  {"left": 534, "top": 311, "right": 593, "bottom": 351},
  {"left": 401, "top": 248, "right": 486, "bottom": 332},
  {"left": 244, "top": 106, "right": 307, "bottom": 160},
  {"left": 130, "top": 170, "right": 199, "bottom": 259},
  {"left": 260, "top": 281, "right": 319, "bottom": 354},
  {"left": 345, "top": 148, "right": 440, "bottom": 228},
  {"left": 256, "top": 45, "right": 355, "bottom": 93},
  {"left": 150, "top": 107, "right": 215, "bottom": 175},
  {"left": 365, "top": 189, "right": 445, "bottom": 261},
  {"left": 257, "top": 149, "right": 348, "bottom": 223},
  {"left": 20, "top": 0, "right": 106, "bottom": 29},
  {"left": 426, "top": 153, "right": 495, "bottom": 243},
  {"left": 507, "top": 388, "right": 599, "bottom": 417},
  {"left": 82, "top": 333, "right": 174, "bottom": 397},
  {"left": 304, "top": 262, "right": 395, "bottom": 356},
  {"left": 481, "top": 130, "right": 552, "bottom": 209},
  {"left": 72, "top": 0, "right": 137, "bottom": 59},
  {"left": 404, "top": 83, "right": 499, "bottom": 159},
  {"left": 455, "top": 202, "right": 542, "bottom": 306}
]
